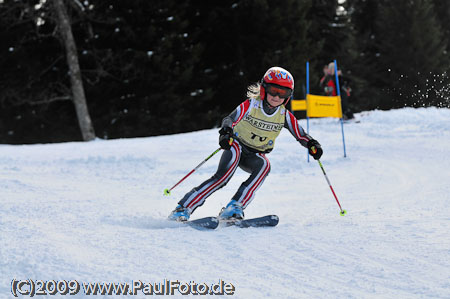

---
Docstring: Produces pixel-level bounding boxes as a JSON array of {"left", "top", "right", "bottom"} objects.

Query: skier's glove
[
  {"left": 219, "top": 127, "right": 234, "bottom": 150},
  {"left": 307, "top": 139, "right": 323, "bottom": 160}
]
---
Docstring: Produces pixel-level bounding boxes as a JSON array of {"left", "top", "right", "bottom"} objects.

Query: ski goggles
[{"left": 265, "top": 84, "right": 292, "bottom": 99}]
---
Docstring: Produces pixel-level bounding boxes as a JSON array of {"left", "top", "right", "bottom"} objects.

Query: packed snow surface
[{"left": 1, "top": 108, "right": 450, "bottom": 298}]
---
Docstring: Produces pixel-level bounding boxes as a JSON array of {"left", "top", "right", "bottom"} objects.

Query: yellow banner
[
  {"left": 290, "top": 99, "right": 307, "bottom": 111},
  {"left": 306, "top": 94, "right": 342, "bottom": 118}
]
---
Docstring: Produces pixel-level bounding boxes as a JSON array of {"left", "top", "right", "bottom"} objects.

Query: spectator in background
[
  {"left": 319, "top": 64, "right": 329, "bottom": 89},
  {"left": 320, "top": 62, "right": 354, "bottom": 120}
]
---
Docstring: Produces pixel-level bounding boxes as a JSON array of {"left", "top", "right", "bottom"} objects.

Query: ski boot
[
  {"left": 168, "top": 204, "right": 191, "bottom": 222},
  {"left": 219, "top": 200, "right": 244, "bottom": 220}
]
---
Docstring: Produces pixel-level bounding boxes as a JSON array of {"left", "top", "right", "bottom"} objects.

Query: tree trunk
[{"left": 53, "top": 0, "right": 95, "bottom": 141}]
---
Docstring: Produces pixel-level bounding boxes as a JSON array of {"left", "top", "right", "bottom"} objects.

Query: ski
[
  {"left": 173, "top": 215, "right": 278, "bottom": 230},
  {"left": 184, "top": 216, "right": 219, "bottom": 230},
  {"left": 221, "top": 215, "right": 279, "bottom": 228}
]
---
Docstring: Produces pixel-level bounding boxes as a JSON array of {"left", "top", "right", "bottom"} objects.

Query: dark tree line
[{"left": 1, "top": 0, "right": 449, "bottom": 144}]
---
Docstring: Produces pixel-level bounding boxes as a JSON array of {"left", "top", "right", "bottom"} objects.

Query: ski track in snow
[{"left": 1, "top": 107, "right": 450, "bottom": 298}]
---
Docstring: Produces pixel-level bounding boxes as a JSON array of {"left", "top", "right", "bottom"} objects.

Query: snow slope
[{"left": 1, "top": 108, "right": 450, "bottom": 298}]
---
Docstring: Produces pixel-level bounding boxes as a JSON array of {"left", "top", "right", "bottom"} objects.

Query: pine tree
[
  {"left": 346, "top": 0, "right": 386, "bottom": 110},
  {"left": 432, "top": 0, "right": 450, "bottom": 52},
  {"left": 375, "top": 0, "right": 449, "bottom": 108},
  {"left": 53, "top": 0, "right": 95, "bottom": 141},
  {"left": 186, "top": 0, "right": 314, "bottom": 115},
  {"left": 0, "top": 0, "right": 85, "bottom": 143},
  {"left": 67, "top": 0, "right": 214, "bottom": 138},
  {"left": 307, "top": 0, "right": 361, "bottom": 110}
]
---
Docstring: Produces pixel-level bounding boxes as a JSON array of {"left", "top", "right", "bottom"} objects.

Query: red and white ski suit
[{"left": 178, "top": 98, "right": 315, "bottom": 212}]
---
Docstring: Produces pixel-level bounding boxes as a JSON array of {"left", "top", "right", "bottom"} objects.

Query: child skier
[{"left": 168, "top": 66, "right": 323, "bottom": 221}]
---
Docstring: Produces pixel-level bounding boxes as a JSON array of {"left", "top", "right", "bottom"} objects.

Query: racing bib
[{"left": 233, "top": 99, "right": 285, "bottom": 152}]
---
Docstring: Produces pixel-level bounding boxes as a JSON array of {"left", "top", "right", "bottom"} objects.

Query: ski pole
[
  {"left": 163, "top": 138, "right": 233, "bottom": 196},
  {"left": 163, "top": 147, "right": 221, "bottom": 196},
  {"left": 317, "top": 159, "right": 347, "bottom": 216}
]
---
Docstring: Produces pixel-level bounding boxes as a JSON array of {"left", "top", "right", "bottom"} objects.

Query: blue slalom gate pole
[{"left": 334, "top": 59, "right": 347, "bottom": 158}]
